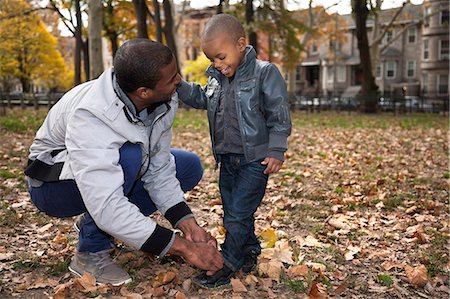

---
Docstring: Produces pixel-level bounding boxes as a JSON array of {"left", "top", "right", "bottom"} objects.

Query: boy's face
[{"left": 201, "top": 35, "right": 246, "bottom": 78}]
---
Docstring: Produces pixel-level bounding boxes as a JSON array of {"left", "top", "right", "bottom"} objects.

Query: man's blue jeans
[
  {"left": 29, "top": 143, "right": 203, "bottom": 253},
  {"left": 218, "top": 154, "right": 268, "bottom": 272}
]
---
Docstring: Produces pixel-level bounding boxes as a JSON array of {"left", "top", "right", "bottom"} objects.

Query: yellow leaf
[{"left": 259, "top": 229, "right": 278, "bottom": 248}]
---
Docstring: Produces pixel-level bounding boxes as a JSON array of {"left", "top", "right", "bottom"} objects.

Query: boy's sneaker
[
  {"left": 242, "top": 251, "right": 258, "bottom": 274},
  {"left": 68, "top": 249, "right": 132, "bottom": 286},
  {"left": 192, "top": 265, "right": 235, "bottom": 289},
  {"left": 73, "top": 213, "right": 86, "bottom": 233}
]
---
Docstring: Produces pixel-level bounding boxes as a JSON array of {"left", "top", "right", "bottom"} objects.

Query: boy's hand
[{"left": 261, "top": 157, "right": 283, "bottom": 174}]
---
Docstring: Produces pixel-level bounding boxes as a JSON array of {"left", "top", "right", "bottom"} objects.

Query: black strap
[{"left": 25, "top": 159, "right": 64, "bottom": 182}]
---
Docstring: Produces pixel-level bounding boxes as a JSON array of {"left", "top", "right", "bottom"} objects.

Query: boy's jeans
[
  {"left": 29, "top": 143, "right": 203, "bottom": 253},
  {"left": 218, "top": 154, "right": 268, "bottom": 272}
]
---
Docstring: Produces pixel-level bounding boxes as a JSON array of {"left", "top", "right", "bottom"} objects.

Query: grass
[
  {"left": 290, "top": 111, "right": 448, "bottom": 129},
  {"left": 0, "top": 108, "right": 447, "bottom": 134},
  {"left": 377, "top": 274, "right": 393, "bottom": 287},
  {"left": 280, "top": 272, "right": 311, "bottom": 293},
  {"left": 0, "top": 108, "right": 47, "bottom": 133}
]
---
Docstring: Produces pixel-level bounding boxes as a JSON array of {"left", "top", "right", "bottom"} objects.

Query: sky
[{"left": 177, "top": 0, "right": 424, "bottom": 15}]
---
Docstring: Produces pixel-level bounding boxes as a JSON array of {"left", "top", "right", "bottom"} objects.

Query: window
[
  {"left": 438, "top": 74, "right": 449, "bottom": 95},
  {"left": 386, "top": 61, "right": 396, "bottom": 79},
  {"left": 295, "top": 65, "right": 301, "bottom": 82},
  {"left": 376, "top": 64, "right": 382, "bottom": 79},
  {"left": 406, "top": 61, "right": 416, "bottom": 78},
  {"left": 407, "top": 27, "right": 416, "bottom": 43},
  {"left": 337, "top": 66, "right": 346, "bottom": 82},
  {"left": 441, "top": 9, "right": 449, "bottom": 25},
  {"left": 385, "top": 29, "right": 394, "bottom": 44},
  {"left": 424, "top": 6, "right": 432, "bottom": 26},
  {"left": 422, "top": 73, "right": 428, "bottom": 94},
  {"left": 439, "top": 40, "right": 449, "bottom": 60},
  {"left": 423, "top": 40, "right": 429, "bottom": 60},
  {"left": 311, "top": 43, "right": 318, "bottom": 54}
]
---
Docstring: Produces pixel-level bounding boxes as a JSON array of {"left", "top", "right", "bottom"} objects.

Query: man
[{"left": 25, "top": 39, "right": 223, "bottom": 286}]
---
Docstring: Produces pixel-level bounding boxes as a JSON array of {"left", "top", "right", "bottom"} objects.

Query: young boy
[{"left": 177, "top": 13, "right": 292, "bottom": 288}]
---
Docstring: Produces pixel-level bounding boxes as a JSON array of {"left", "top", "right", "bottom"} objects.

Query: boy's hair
[
  {"left": 114, "top": 39, "right": 173, "bottom": 92},
  {"left": 202, "top": 14, "right": 246, "bottom": 43}
]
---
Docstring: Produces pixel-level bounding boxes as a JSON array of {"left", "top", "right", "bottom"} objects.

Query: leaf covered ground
[{"left": 0, "top": 109, "right": 448, "bottom": 298}]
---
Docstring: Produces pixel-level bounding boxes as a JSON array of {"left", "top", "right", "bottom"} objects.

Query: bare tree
[
  {"left": 245, "top": 0, "right": 257, "bottom": 53},
  {"left": 352, "top": 0, "right": 379, "bottom": 113},
  {"left": 88, "top": 0, "right": 103, "bottom": 79},
  {"left": 152, "top": 0, "right": 163, "bottom": 42},
  {"left": 132, "top": 0, "right": 148, "bottom": 39},
  {"left": 163, "top": 0, "right": 180, "bottom": 72}
]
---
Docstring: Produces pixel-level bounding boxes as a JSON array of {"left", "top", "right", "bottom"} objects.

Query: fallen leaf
[
  {"left": 308, "top": 281, "right": 328, "bottom": 298},
  {"left": 231, "top": 278, "right": 247, "bottom": 292},
  {"left": 344, "top": 245, "right": 361, "bottom": 261},
  {"left": 259, "top": 229, "right": 278, "bottom": 248},
  {"left": 37, "top": 223, "right": 53, "bottom": 233},
  {"left": 257, "top": 261, "right": 283, "bottom": 281},
  {"left": 405, "top": 264, "right": 428, "bottom": 288},
  {"left": 175, "top": 291, "right": 187, "bottom": 299},
  {"left": 287, "top": 264, "right": 309, "bottom": 278}
]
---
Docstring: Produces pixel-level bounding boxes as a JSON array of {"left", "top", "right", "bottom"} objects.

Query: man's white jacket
[{"left": 27, "top": 69, "right": 193, "bottom": 256}]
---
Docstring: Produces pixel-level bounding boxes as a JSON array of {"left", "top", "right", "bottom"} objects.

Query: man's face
[
  {"left": 149, "top": 57, "right": 181, "bottom": 103},
  {"left": 201, "top": 35, "right": 246, "bottom": 78}
]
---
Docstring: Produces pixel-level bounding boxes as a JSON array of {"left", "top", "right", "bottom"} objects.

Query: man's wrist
[{"left": 177, "top": 217, "right": 198, "bottom": 235}]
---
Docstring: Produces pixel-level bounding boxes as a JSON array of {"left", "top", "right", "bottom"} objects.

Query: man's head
[
  {"left": 201, "top": 14, "right": 247, "bottom": 78},
  {"left": 114, "top": 39, "right": 181, "bottom": 110}
]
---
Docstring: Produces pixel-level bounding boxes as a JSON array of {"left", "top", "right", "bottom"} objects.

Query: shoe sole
[{"left": 68, "top": 266, "right": 132, "bottom": 287}]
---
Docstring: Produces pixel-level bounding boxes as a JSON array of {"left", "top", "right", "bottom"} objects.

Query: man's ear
[
  {"left": 136, "top": 87, "right": 153, "bottom": 99},
  {"left": 237, "top": 37, "right": 247, "bottom": 52}
]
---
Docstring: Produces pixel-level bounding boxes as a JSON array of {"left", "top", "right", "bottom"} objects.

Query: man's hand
[
  {"left": 169, "top": 235, "right": 223, "bottom": 275},
  {"left": 178, "top": 217, "right": 217, "bottom": 247},
  {"left": 261, "top": 157, "right": 283, "bottom": 174}
]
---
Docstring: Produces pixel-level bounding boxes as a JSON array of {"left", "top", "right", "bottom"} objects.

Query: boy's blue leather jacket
[{"left": 177, "top": 46, "right": 292, "bottom": 166}]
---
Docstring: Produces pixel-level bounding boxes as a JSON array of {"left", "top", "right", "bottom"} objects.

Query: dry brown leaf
[
  {"left": 74, "top": 272, "right": 97, "bottom": 292},
  {"left": 231, "top": 278, "right": 247, "bottom": 293},
  {"left": 344, "top": 245, "right": 361, "bottom": 261},
  {"left": 272, "top": 240, "right": 294, "bottom": 264},
  {"left": 287, "top": 264, "right": 309, "bottom": 278},
  {"left": 258, "top": 261, "right": 283, "bottom": 281},
  {"left": 175, "top": 291, "right": 187, "bottom": 299},
  {"left": 382, "top": 261, "right": 405, "bottom": 271},
  {"left": 332, "top": 283, "right": 348, "bottom": 296},
  {"left": 53, "top": 282, "right": 71, "bottom": 299},
  {"left": 405, "top": 264, "right": 428, "bottom": 288},
  {"left": 308, "top": 281, "right": 328, "bottom": 298}
]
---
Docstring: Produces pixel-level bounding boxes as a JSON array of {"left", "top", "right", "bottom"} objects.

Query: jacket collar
[
  {"left": 206, "top": 45, "right": 256, "bottom": 81},
  {"left": 112, "top": 73, "right": 139, "bottom": 117}
]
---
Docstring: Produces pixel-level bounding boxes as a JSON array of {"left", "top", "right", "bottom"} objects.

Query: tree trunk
[
  {"left": 88, "top": 0, "right": 104, "bottom": 79},
  {"left": 74, "top": 0, "right": 82, "bottom": 84},
  {"left": 163, "top": 0, "right": 180, "bottom": 72},
  {"left": 152, "top": 0, "right": 163, "bottom": 42},
  {"left": 245, "top": 0, "right": 257, "bottom": 54},
  {"left": 133, "top": 0, "right": 148, "bottom": 39},
  {"left": 217, "top": 0, "right": 223, "bottom": 14},
  {"left": 352, "top": 0, "right": 378, "bottom": 113},
  {"left": 104, "top": 0, "right": 119, "bottom": 57},
  {"left": 82, "top": 39, "right": 90, "bottom": 82}
]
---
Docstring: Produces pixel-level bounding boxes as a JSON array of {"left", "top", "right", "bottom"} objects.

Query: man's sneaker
[
  {"left": 192, "top": 265, "right": 235, "bottom": 289},
  {"left": 73, "top": 213, "right": 86, "bottom": 233},
  {"left": 68, "top": 249, "right": 132, "bottom": 286},
  {"left": 242, "top": 251, "right": 258, "bottom": 274}
]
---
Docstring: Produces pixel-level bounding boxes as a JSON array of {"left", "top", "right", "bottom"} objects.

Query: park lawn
[{"left": 0, "top": 108, "right": 448, "bottom": 298}]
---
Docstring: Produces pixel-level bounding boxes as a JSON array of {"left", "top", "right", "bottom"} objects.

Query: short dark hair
[
  {"left": 202, "top": 14, "right": 245, "bottom": 43},
  {"left": 113, "top": 39, "right": 174, "bottom": 92}
]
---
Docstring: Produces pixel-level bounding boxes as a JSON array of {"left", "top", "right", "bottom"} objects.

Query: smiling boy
[{"left": 177, "top": 14, "right": 292, "bottom": 288}]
